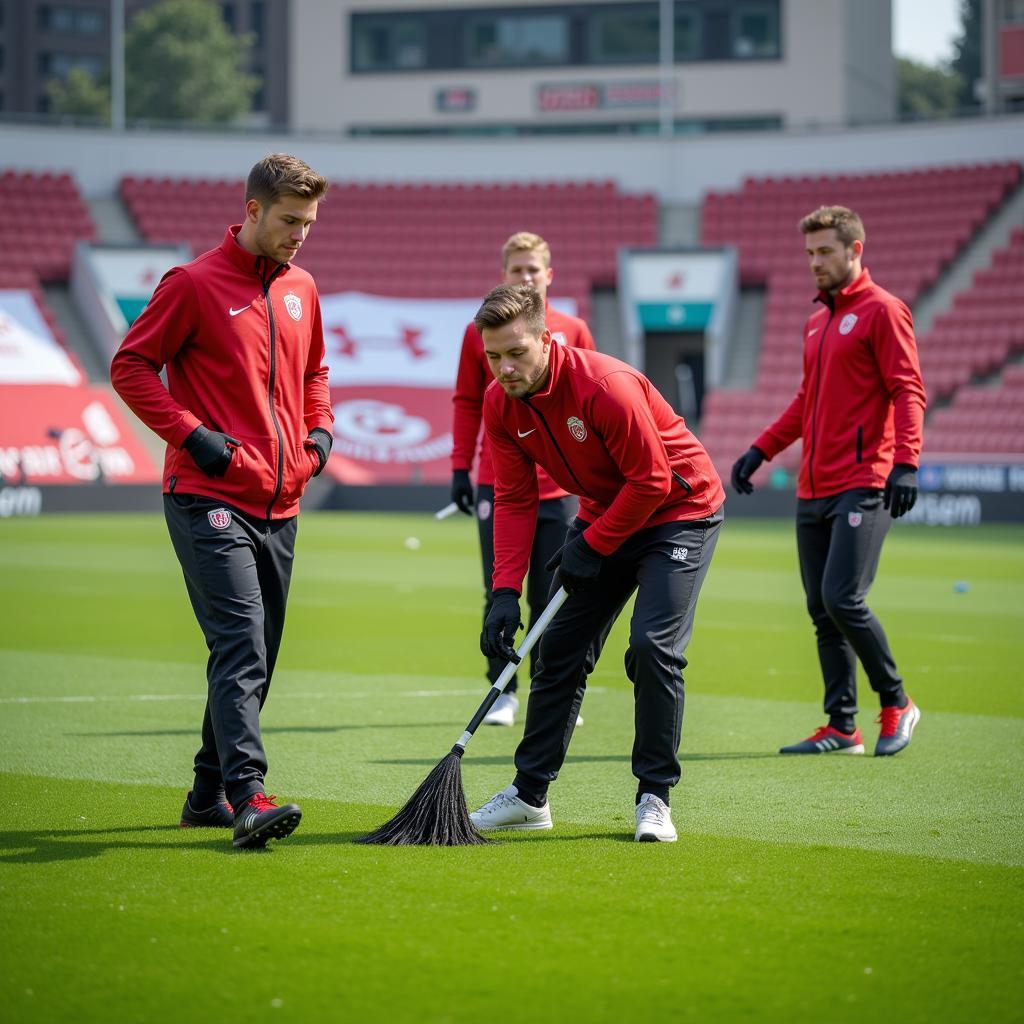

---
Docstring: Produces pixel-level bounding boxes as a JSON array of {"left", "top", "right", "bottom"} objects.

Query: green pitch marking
[{"left": 1, "top": 513, "right": 1022, "bottom": 1023}]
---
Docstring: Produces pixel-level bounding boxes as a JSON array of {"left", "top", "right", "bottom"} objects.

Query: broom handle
[{"left": 454, "top": 586, "right": 569, "bottom": 751}]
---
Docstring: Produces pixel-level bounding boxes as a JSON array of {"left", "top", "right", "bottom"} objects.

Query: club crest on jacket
[
  {"left": 839, "top": 313, "right": 858, "bottom": 335},
  {"left": 284, "top": 292, "right": 303, "bottom": 322},
  {"left": 567, "top": 416, "right": 587, "bottom": 442},
  {"left": 208, "top": 508, "right": 233, "bottom": 530}
]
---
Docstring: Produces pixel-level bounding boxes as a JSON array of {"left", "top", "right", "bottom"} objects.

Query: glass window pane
[
  {"left": 466, "top": 15, "right": 568, "bottom": 66},
  {"left": 353, "top": 18, "right": 425, "bottom": 71},
  {"left": 590, "top": 9, "right": 659, "bottom": 63},
  {"left": 734, "top": 7, "right": 780, "bottom": 58},
  {"left": 675, "top": 10, "right": 699, "bottom": 61}
]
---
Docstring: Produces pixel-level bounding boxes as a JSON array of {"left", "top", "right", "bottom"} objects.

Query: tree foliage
[
  {"left": 897, "top": 57, "right": 961, "bottom": 120},
  {"left": 49, "top": 67, "right": 111, "bottom": 123},
  {"left": 951, "top": 0, "right": 982, "bottom": 110},
  {"left": 125, "top": 0, "right": 259, "bottom": 124}
]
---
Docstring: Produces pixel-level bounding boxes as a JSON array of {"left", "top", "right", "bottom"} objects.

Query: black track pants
[
  {"left": 164, "top": 494, "right": 296, "bottom": 809},
  {"left": 476, "top": 484, "right": 577, "bottom": 691},
  {"left": 796, "top": 488, "right": 905, "bottom": 722},
  {"left": 513, "top": 513, "right": 722, "bottom": 803}
]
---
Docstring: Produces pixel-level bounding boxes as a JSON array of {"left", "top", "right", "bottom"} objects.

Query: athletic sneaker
[
  {"left": 875, "top": 699, "right": 921, "bottom": 757},
  {"left": 483, "top": 692, "right": 519, "bottom": 727},
  {"left": 232, "top": 793, "right": 302, "bottom": 849},
  {"left": 634, "top": 793, "right": 677, "bottom": 843},
  {"left": 779, "top": 725, "right": 865, "bottom": 755},
  {"left": 469, "top": 785, "right": 552, "bottom": 832},
  {"left": 180, "top": 790, "right": 233, "bottom": 828}
]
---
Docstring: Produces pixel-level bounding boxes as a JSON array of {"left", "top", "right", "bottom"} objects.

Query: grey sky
[{"left": 893, "top": 0, "right": 962, "bottom": 65}]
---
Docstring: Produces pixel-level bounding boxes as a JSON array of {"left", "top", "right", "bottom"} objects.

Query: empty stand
[
  {"left": 698, "top": 162, "right": 1023, "bottom": 473},
  {"left": 120, "top": 176, "right": 660, "bottom": 322}
]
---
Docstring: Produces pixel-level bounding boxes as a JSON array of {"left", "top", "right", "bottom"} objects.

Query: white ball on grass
[{"left": 404, "top": 536, "right": 421, "bottom": 550}]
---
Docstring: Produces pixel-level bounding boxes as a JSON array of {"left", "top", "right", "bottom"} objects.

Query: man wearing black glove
[
  {"left": 450, "top": 232, "right": 596, "bottom": 727},
  {"left": 470, "top": 284, "right": 725, "bottom": 843},
  {"left": 111, "top": 154, "right": 332, "bottom": 848},
  {"left": 729, "top": 205, "right": 926, "bottom": 758}
]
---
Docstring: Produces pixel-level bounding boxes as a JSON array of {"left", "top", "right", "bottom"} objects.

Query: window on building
[
  {"left": 352, "top": 17, "right": 427, "bottom": 71},
  {"left": 465, "top": 13, "right": 570, "bottom": 66},
  {"left": 1001, "top": 0, "right": 1024, "bottom": 22},
  {"left": 251, "top": 1, "right": 265, "bottom": 47},
  {"left": 45, "top": 53, "right": 105, "bottom": 79},
  {"left": 39, "top": 5, "right": 104, "bottom": 33},
  {"left": 675, "top": 7, "right": 700, "bottom": 61},
  {"left": 589, "top": 6, "right": 659, "bottom": 64},
  {"left": 221, "top": 3, "right": 235, "bottom": 32},
  {"left": 733, "top": 5, "right": 780, "bottom": 58}
]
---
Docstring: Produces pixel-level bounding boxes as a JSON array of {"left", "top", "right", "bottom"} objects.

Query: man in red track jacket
[
  {"left": 467, "top": 284, "right": 724, "bottom": 843},
  {"left": 450, "top": 232, "right": 595, "bottom": 727},
  {"left": 731, "top": 205, "right": 927, "bottom": 758},
  {"left": 111, "top": 154, "right": 333, "bottom": 849}
]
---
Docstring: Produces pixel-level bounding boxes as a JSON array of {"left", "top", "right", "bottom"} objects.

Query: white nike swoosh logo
[
  {"left": 229, "top": 306, "right": 249, "bottom": 317},
  {"left": 517, "top": 428, "right": 536, "bottom": 438},
  {"left": 808, "top": 327, "right": 819, "bottom": 336}
]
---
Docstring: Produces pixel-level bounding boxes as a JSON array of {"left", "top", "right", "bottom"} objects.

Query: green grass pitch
[{"left": 1, "top": 511, "right": 1022, "bottom": 1023}]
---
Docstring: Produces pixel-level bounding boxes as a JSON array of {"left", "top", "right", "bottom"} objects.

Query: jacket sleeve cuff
[{"left": 170, "top": 413, "right": 203, "bottom": 449}]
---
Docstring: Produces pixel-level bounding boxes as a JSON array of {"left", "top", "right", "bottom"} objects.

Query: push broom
[{"left": 358, "top": 586, "right": 569, "bottom": 846}]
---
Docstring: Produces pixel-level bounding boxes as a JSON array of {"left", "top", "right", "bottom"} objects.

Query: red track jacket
[
  {"left": 452, "top": 305, "right": 595, "bottom": 499},
  {"left": 110, "top": 226, "right": 333, "bottom": 519},
  {"left": 485, "top": 344, "right": 725, "bottom": 593},
  {"left": 754, "top": 269, "right": 926, "bottom": 500}
]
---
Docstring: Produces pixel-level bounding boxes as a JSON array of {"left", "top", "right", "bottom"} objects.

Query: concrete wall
[{"left": 3, "top": 113, "right": 1022, "bottom": 204}]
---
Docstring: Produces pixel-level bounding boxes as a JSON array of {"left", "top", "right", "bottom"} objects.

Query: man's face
[
  {"left": 248, "top": 194, "right": 319, "bottom": 264},
  {"left": 804, "top": 228, "right": 861, "bottom": 293},
  {"left": 482, "top": 317, "right": 552, "bottom": 399},
  {"left": 503, "top": 249, "right": 554, "bottom": 304}
]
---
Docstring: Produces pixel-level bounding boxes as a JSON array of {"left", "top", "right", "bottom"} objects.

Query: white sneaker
[
  {"left": 575, "top": 713, "right": 584, "bottom": 727},
  {"left": 483, "top": 692, "right": 519, "bottom": 726},
  {"left": 634, "top": 793, "right": 677, "bottom": 843},
  {"left": 470, "top": 785, "right": 552, "bottom": 832}
]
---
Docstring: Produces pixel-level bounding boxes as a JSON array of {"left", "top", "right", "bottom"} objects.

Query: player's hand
[
  {"left": 451, "top": 470, "right": 474, "bottom": 515},
  {"left": 480, "top": 589, "right": 523, "bottom": 664},
  {"left": 306, "top": 428, "right": 333, "bottom": 477},
  {"left": 883, "top": 464, "right": 918, "bottom": 518},
  {"left": 183, "top": 425, "right": 239, "bottom": 478},
  {"left": 731, "top": 446, "right": 765, "bottom": 495},
  {"left": 546, "top": 533, "right": 602, "bottom": 594}
]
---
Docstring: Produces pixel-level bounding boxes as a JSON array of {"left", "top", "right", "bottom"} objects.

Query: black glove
[
  {"left": 183, "top": 425, "right": 239, "bottom": 478},
  {"left": 480, "top": 588, "right": 523, "bottom": 664},
  {"left": 731, "top": 446, "right": 765, "bottom": 495},
  {"left": 306, "top": 428, "right": 333, "bottom": 476},
  {"left": 451, "top": 470, "right": 474, "bottom": 515},
  {"left": 883, "top": 463, "right": 918, "bottom": 519},
  {"left": 545, "top": 533, "right": 602, "bottom": 594}
]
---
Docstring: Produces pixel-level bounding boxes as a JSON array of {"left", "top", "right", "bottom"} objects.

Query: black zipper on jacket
[
  {"left": 808, "top": 301, "right": 834, "bottom": 500},
  {"left": 521, "top": 396, "right": 587, "bottom": 495},
  {"left": 259, "top": 259, "right": 287, "bottom": 519},
  {"left": 855, "top": 427, "right": 863, "bottom": 464}
]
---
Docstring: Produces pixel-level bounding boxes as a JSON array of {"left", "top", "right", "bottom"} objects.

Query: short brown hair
[
  {"left": 502, "top": 231, "right": 551, "bottom": 269},
  {"left": 245, "top": 153, "right": 328, "bottom": 207},
  {"left": 799, "top": 205, "right": 865, "bottom": 247},
  {"left": 474, "top": 284, "right": 546, "bottom": 337}
]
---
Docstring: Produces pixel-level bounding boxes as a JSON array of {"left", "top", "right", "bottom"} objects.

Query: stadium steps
[
  {"left": 912, "top": 175, "right": 1024, "bottom": 336},
  {"left": 590, "top": 287, "right": 627, "bottom": 361},
  {"left": 87, "top": 196, "right": 142, "bottom": 245},
  {"left": 42, "top": 284, "right": 109, "bottom": 384},
  {"left": 660, "top": 202, "right": 702, "bottom": 246},
  {"left": 720, "top": 288, "right": 765, "bottom": 390}
]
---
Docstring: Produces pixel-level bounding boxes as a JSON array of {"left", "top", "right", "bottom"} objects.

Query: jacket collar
[
  {"left": 220, "top": 225, "right": 291, "bottom": 280},
  {"left": 815, "top": 267, "right": 873, "bottom": 310}
]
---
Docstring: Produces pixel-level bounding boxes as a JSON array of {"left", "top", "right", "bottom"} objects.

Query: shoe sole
[
  {"left": 180, "top": 820, "right": 232, "bottom": 829},
  {"left": 232, "top": 810, "right": 302, "bottom": 849},
  {"left": 470, "top": 820, "right": 552, "bottom": 832},
  {"left": 875, "top": 705, "right": 921, "bottom": 756},
  {"left": 779, "top": 745, "right": 864, "bottom": 755},
  {"left": 482, "top": 717, "right": 514, "bottom": 727},
  {"left": 636, "top": 832, "right": 677, "bottom": 843}
]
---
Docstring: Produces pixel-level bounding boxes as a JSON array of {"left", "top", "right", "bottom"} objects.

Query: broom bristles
[{"left": 357, "top": 746, "right": 493, "bottom": 846}]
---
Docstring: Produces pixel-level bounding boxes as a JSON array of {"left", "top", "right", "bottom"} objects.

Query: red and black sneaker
[
  {"left": 180, "top": 790, "right": 234, "bottom": 828},
  {"left": 875, "top": 699, "right": 921, "bottom": 756},
  {"left": 232, "top": 793, "right": 302, "bottom": 849},
  {"left": 779, "top": 725, "right": 865, "bottom": 755}
]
